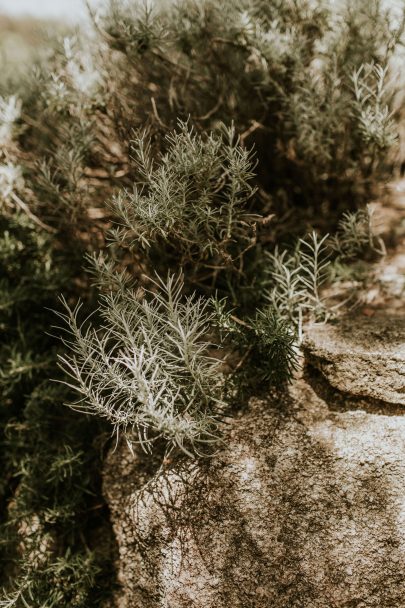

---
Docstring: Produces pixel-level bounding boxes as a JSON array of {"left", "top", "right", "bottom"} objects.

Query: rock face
[
  {"left": 303, "top": 315, "right": 405, "bottom": 406},
  {"left": 104, "top": 376, "right": 405, "bottom": 607},
  {"left": 103, "top": 180, "right": 405, "bottom": 606}
]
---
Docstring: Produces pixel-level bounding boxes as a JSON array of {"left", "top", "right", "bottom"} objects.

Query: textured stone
[
  {"left": 104, "top": 382, "right": 405, "bottom": 607},
  {"left": 103, "top": 179, "right": 405, "bottom": 607},
  {"left": 303, "top": 316, "right": 405, "bottom": 405}
]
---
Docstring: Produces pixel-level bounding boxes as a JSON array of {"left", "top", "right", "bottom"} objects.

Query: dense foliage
[
  {"left": 0, "top": 214, "right": 115, "bottom": 607},
  {"left": 0, "top": 0, "right": 403, "bottom": 604}
]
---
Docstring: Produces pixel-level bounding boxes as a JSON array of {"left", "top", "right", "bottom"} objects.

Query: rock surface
[
  {"left": 104, "top": 378, "right": 405, "bottom": 607},
  {"left": 303, "top": 316, "right": 405, "bottom": 406},
  {"left": 104, "top": 184, "right": 405, "bottom": 607}
]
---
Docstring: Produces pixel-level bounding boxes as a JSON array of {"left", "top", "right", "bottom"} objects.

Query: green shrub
[
  {"left": 0, "top": 213, "right": 115, "bottom": 608},
  {"left": 23, "top": 0, "right": 397, "bottom": 457},
  {"left": 58, "top": 274, "right": 223, "bottom": 457},
  {"left": 96, "top": 0, "right": 402, "bottom": 212}
]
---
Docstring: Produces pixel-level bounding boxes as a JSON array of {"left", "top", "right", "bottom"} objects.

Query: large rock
[
  {"left": 303, "top": 316, "right": 405, "bottom": 405},
  {"left": 104, "top": 380, "right": 405, "bottom": 608}
]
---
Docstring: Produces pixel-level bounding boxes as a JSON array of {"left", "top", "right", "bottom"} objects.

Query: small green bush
[{"left": 16, "top": 0, "right": 396, "bottom": 458}]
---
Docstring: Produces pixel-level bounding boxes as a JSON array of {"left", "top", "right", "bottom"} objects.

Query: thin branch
[{"left": 10, "top": 192, "right": 57, "bottom": 233}]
